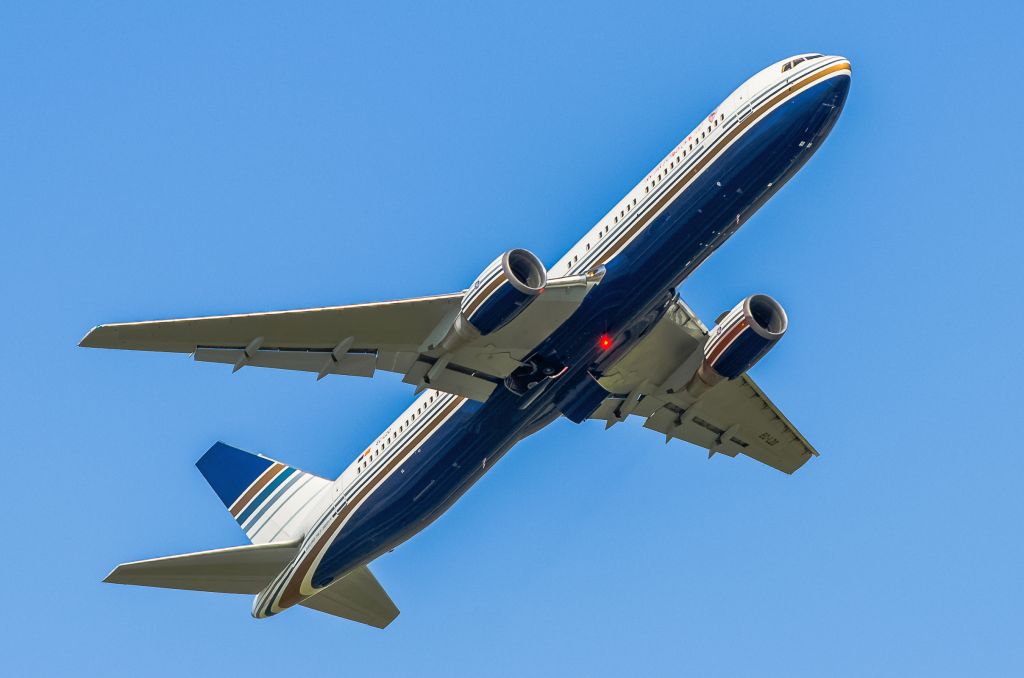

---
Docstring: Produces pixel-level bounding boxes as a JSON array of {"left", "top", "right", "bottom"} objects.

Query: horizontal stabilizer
[
  {"left": 104, "top": 540, "right": 300, "bottom": 595},
  {"left": 299, "top": 565, "right": 400, "bottom": 628}
]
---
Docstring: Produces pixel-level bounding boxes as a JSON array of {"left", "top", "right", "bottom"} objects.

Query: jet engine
[
  {"left": 461, "top": 248, "right": 547, "bottom": 334},
  {"left": 684, "top": 294, "right": 788, "bottom": 395},
  {"left": 433, "top": 249, "right": 548, "bottom": 353}
]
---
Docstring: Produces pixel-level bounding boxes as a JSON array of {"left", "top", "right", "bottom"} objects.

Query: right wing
[
  {"left": 80, "top": 293, "right": 461, "bottom": 358},
  {"left": 81, "top": 282, "right": 595, "bottom": 402},
  {"left": 79, "top": 292, "right": 492, "bottom": 397}
]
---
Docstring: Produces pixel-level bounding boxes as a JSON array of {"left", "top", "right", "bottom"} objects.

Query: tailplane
[
  {"left": 196, "top": 442, "right": 332, "bottom": 544},
  {"left": 105, "top": 543, "right": 400, "bottom": 628},
  {"left": 105, "top": 440, "right": 398, "bottom": 627},
  {"left": 104, "top": 540, "right": 300, "bottom": 594}
]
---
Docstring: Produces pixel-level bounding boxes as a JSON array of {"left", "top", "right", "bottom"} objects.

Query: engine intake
[
  {"left": 686, "top": 294, "right": 787, "bottom": 395},
  {"left": 431, "top": 248, "right": 548, "bottom": 354},
  {"left": 459, "top": 248, "right": 547, "bottom": 335}
]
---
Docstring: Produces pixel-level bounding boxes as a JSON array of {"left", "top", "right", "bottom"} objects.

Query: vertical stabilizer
[{"left": 196, "top": 442, "right": 332, "bottom": 544}]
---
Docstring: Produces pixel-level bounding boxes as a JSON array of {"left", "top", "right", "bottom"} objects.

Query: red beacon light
[{"left": 599, "top": 334, "right": 613, "bottom": 350}]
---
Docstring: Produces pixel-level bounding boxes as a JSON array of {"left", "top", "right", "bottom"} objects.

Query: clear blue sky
[{"left": 3, "top": 2, "right": 1022, "bottom": 676}]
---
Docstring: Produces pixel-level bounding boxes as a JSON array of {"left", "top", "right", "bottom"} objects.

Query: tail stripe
[
  {"left": 246, "top": 474, "right": 316, "bottom": 536},
  {"left": 229, "top": 463, "right": 285, "bottom": 517},
  {"left": 264, "top": 477, "right": 325, "bottom": 543},
  {"left": 241, "top": 469, "right": 305, "bottom": 531},
  {"left": 237, "top": 467, "right": 296, "bottom": 524}
]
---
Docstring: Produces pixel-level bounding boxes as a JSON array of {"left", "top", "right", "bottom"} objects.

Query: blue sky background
[{"left": 3, "top": 2, "right": 1022, "bottom": 676}]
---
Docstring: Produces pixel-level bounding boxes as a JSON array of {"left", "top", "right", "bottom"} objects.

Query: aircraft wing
[
  {"left": 590, "top": 296, "right": 818, "bottom": 474},
  {"left": 81, "top": 282, "right": 594, "bottom": 402}
]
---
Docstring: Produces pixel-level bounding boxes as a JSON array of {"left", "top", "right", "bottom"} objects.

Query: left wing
[
  {"left": 591, "top": 297, "right": 818, "bottom": 474},
  {"left": 81, "top": 282, "right": 594, "bottom": 402}
]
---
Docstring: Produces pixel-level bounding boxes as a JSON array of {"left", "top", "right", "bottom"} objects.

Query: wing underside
[
  {"left": 592, "top": 296, "right": 818, "bottom": 474},
  {"left": 81, "top": 281, "right": 596, "bottom": 403}
]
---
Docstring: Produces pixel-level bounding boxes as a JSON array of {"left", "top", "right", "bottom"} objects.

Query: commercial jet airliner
[{"left": 83, "top": 54, "right": 851, "bottom": 627}]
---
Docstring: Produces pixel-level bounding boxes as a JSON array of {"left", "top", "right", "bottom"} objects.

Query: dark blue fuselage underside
[{"left": 312, "top": 74, "right": 850, "bottom": 587}]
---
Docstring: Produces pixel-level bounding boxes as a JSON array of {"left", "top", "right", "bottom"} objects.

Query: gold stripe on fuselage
[
  {"left": 272, "top": 394, "right": 467, "bottom": 612},
  {"left": 589, "top": 60, "right": 851, "bottom": 269}
]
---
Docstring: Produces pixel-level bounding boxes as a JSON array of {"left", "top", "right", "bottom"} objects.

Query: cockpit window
[
  {"left": 781, "top": 57, "right": 805, "bottom": 72},
  {"left": 781, "top": 54, "right": 823, "bottom": 72}
]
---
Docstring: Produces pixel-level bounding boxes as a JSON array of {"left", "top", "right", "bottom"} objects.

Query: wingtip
[
  {"left": 78, "top": 325, "right": 103, "bottom": 348},
  {"left": 374, "top": 610, "right": 400, "bottom": 629}
]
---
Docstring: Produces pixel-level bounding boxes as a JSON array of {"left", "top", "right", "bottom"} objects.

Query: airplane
[{"left": 82, "top": 53, "right": 851, "bottom": 628}]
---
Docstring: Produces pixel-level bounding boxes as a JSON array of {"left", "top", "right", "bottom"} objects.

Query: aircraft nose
[
  {"left": 829, "top": 57, "right": 852, "bottom": 99},
  {"left": 831, "top": 55, "right": 852, "bottom": 75},
  {"left": 811, "top": 56, "right": 852, "bottom": 107}
]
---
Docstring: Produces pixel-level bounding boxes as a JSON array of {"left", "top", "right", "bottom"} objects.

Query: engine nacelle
[
  {"left": 461, "top": 248, "right": 547, "bottom": 334},
  {"left": 685, "top": 294, "right": 788, "bottom": 395},
  {"left": 433, "top": 249, "right": 547, "bottom": 354}
]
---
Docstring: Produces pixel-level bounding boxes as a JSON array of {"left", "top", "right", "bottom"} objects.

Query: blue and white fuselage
[{"left": 254, "top": 54, "right": 851, "bottom": 617}]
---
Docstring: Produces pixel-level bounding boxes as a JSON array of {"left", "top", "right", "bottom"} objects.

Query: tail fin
[{"left": 196, "top": 442, "right": 332, "bottom": 544}]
